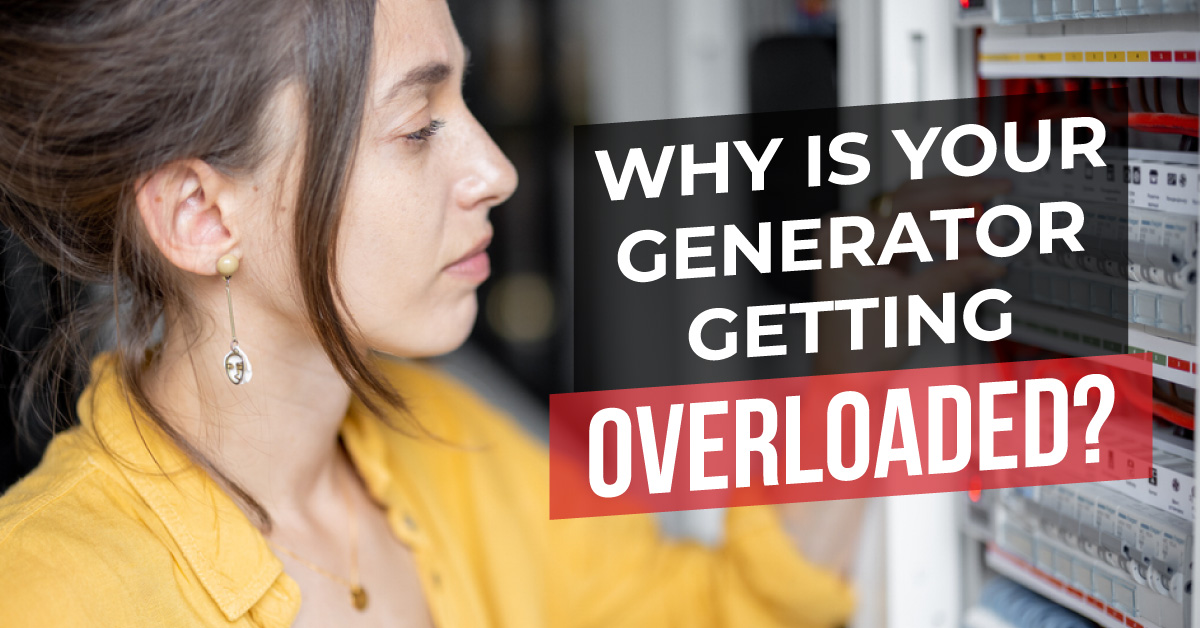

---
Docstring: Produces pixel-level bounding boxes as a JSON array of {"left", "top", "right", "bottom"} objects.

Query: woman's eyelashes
[{"left": 402, "top": 118, "right": 446, "bottom": 143}]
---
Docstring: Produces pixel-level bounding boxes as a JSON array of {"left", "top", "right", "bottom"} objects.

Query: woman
[{"left": 0, "top": 0, "right": 864, "bottom": 626}]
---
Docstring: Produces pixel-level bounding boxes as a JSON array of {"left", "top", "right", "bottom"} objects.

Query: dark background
[{"left": 572, "top": 91, "right": 1131, "bottom": 392}]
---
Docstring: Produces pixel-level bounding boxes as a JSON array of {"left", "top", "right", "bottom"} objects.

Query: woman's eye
[{"left": 403, "top": 119, "right": 446, "bottom": 143}]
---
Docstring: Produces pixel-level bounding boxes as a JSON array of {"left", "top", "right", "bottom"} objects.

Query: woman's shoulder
[
  {"left": 0, "top": 426, "right": 174, "bottom": 555},
  {"left": 0, "top": 428, "right": 103, "bottom": 543},
  {"left": 0, "top": 430, "right": 174, "bottom": 624}
]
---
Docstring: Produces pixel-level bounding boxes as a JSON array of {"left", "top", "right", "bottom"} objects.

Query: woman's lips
[{"left": 444, "top": 236, "right": 492, "bottom": 281}]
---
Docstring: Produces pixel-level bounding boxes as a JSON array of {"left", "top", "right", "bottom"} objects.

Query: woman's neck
[{"left": 145, "top": 295, "right": 355, "bottom": 527}]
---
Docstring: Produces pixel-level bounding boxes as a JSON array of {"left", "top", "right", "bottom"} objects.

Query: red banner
[{"left": 550, "top": 355, "right": 1153, "bottom": 519}]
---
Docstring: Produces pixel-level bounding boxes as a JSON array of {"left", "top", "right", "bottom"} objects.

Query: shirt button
[
  {"left": 432, "top": 572, "right": 442, "bottom": 588},
  {"left": 404, "top": 514, "right": 418, "bottom": 532}
]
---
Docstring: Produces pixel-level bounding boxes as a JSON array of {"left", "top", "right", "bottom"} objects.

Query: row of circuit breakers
[
  {"left": 989, "top": 0, "right": 1198, "bottom": 22},
  {"left": 975, "top": 476, "right": 1193, "bottom": 628},
  {"left": 1001, "top": 148, "right": 1200, "bottom": 341}
]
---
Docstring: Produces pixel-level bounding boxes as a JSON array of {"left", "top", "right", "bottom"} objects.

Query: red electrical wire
[
  {"left": 1127, "top": 112, "right": 1200, "bottom": 137},
  {"left": 1153, "top": 399, "right": 1195, "bottom": 430}
]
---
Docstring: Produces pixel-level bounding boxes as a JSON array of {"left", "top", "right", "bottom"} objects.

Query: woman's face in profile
[{"left": 257, "top": 0, "right": 518, "bottom": 359}]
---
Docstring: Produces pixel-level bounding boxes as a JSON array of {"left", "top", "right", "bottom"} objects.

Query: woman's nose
[{"left": 454, "top": 112, "right": 519, "bottom": 211}]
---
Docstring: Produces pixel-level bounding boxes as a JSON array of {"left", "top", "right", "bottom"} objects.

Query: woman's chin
[{"left": 375, "top": 300, "right": 479, "bottom": 359}]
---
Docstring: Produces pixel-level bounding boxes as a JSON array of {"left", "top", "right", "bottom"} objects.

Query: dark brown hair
[{"left": 0, "top": 0, "right": 406, "bottom": 527}]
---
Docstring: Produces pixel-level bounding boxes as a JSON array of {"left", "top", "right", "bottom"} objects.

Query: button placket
[
  {"left": 389, "top": 508, "right": 428, "bottom": 548},
  {"left": 383, "top": 507, "right": 449, "bottom": 624}
]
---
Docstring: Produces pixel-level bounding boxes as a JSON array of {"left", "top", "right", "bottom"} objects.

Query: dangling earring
[{"left": 217, "top": 254, "right": 252, "bottom": 385}]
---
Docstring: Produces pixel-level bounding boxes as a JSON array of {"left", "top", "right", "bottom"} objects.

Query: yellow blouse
[{"left": 0, "top": 354, "right": 854, "bottom": 627}]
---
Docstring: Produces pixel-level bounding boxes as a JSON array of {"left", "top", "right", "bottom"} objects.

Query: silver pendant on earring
[{"left": 224, "top": 344, "right": 253, "bottom": 385}]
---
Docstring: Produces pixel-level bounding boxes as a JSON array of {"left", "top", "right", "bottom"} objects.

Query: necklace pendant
[{"left": 351, "top": 585, "right": 369, "bottom": 611}]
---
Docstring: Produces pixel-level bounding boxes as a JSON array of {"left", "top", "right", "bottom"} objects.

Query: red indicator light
[{"left": 968, "top": 475, "right": 982, "bottom": 502}]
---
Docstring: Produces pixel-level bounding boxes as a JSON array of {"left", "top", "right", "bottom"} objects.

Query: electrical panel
[{"left": 951, "top": 2, "right": 1199, "bottom": 628}]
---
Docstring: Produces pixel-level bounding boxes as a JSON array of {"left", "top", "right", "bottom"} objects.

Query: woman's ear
[{"left": 135, "top": 160, "right": 240, "bottom": 276}]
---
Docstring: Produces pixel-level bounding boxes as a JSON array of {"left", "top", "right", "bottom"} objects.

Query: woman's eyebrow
[{"left": 379, "top": 61, "right": 453, "bottom": 106}]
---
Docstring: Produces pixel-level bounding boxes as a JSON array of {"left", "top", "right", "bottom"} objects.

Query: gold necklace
[{"left": 266, "top": 467, "right": 369, "bottom": 611}]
